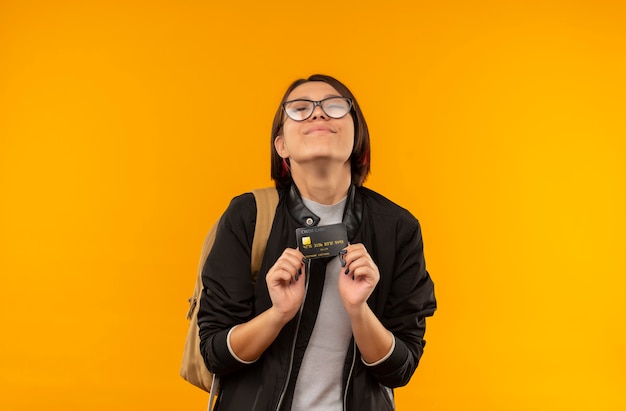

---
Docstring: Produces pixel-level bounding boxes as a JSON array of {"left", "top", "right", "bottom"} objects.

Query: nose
[{"left": 309, "top": 103, "right": 327, "bottom": 120}]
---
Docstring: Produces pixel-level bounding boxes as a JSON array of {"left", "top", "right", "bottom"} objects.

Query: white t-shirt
[{"left": 292, "top": 196, "right": 352, "bottom": 410}]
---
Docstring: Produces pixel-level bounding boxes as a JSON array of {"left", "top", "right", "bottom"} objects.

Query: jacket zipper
[{"left": 274, "top": 259, "right": 311, "bottom": 411}]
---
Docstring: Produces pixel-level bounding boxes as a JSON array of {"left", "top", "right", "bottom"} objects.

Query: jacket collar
[{"left": 287, "top": 183, "right": 363, "bottom": 241}]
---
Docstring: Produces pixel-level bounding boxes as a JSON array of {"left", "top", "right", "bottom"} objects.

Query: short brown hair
[{"left": 270, "top": 74, "right": 371, "bottom": 189}]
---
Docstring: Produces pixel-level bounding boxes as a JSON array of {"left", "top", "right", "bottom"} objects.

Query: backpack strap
[
  {"left": 208, "top": 187, "right": 278, "bottom": 408},
  {"left": 182, "top": 187, "right": 279, "bottom": 395},
  {"left": 250, "top": 187, "right": 279, "bottom": 282}
]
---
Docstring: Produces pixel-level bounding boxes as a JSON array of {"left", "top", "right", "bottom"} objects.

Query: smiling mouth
[{"left": 305, "top": 127, "right": 334, "bottom": 134}]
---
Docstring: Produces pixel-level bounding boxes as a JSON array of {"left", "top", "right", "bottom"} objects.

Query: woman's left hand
[{"left": 338, "top": 244, "right": 380, "bottom": 312}]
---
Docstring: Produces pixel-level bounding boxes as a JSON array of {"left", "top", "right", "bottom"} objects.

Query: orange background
[{"left": 1, "top": 1, "right": 625, "bottom": 410}]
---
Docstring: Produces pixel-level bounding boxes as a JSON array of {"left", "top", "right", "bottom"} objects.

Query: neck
[{"left": 291, "top": 161, "right": 351, "bottom": 205}]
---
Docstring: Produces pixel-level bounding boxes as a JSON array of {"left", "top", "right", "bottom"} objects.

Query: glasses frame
[{"left": 282, "top": 96, "right": 353, "bottom": 122}]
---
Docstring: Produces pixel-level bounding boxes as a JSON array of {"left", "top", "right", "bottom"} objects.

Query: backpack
[{"left": 180, "top": 187, "right": 279, "bottom": 392}]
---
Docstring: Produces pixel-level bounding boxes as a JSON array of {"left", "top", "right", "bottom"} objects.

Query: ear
[{"left": 274, "top": 135, "right": 289, "bottom": 158}]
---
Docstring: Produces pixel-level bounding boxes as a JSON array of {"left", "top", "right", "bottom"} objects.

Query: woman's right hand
[
  {"left": 228, "top": 249, "right": 306, "bottom": 363},
  {"left": 265, "top": 248, "right": 306, "bottom": 324}
]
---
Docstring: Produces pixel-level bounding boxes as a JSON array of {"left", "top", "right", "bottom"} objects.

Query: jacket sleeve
[
  {"left": 197, "top": 193, "right": 258, "bottom": 376},
  {"left": 366, "top": 216, "right": 437, "bottom": 387}
]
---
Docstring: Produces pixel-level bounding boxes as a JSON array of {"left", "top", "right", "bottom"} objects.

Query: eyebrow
[{"left": 289, "top": 94, "right": 342, "bottom": 100}]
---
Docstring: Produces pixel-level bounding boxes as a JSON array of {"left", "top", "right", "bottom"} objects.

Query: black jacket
[{"left": 198, "top": 185, "right": 436, "bottom": 410}]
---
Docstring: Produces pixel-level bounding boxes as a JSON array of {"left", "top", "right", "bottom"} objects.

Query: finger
[
  {"left": 268, "top": 255, "right": 299, "bottom": 280},
  {"left": 273, "top": 251, "right": 301, "bottom": 273},
  {"left": 268, "top": 266, "right": 294, "bottom": 285},
  {"left": 342, "top": 246, "right": 366, "bottom": 274},
  {"left": 279, "top": 256, "right": 306, "bottom": 283},
  {"left": 282, "top": 248, "right": 306, "bottom": 269},
  {"left": 343, "top": 249, "right": 377, "bottom": 281}
]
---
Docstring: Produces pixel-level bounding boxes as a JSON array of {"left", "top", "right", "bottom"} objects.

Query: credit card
[{"left": 296, "top": 222, "right": 348, "bottom": 260}]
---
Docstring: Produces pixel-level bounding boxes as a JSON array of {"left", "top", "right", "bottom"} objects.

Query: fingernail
[
  {"left": 339, "top": 249, "right": 347, "bottom": 255},
  {"left": 341, "top": 260, "right": 346, "bottom": 268},
  {"left": 298, "top": 268, "right": 302, "bottom": 275},
  {"left": 344, "top": 268, "right": 350, "bottom": 275},
  {"left": 295, "top": 273, "right": 300, "bottom": 281}
]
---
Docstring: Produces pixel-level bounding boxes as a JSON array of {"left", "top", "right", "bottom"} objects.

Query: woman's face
[{"left": 275, "top": 81, "right": 355, "bottom": 171}]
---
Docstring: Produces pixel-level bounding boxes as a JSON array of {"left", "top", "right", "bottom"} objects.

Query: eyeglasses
[{"left": 282, "top": 97, "right": 353, "bottom": 122}]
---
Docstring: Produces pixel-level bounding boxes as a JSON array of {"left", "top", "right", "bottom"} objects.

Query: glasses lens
[
  {"left": 283, "top": 100, "right": 314, "bottom": 121},
  {"left": 321, "top": 97, "right": 352, "bottom": 119}
]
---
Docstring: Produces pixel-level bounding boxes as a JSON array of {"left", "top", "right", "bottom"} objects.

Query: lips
[{"left": 304, "top": 126, "right": 334, "bottom": 134}]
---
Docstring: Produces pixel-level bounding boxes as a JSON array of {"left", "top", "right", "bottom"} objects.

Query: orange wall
[{"left": 1, "top": 1, "right": 624, "bottom": 410}]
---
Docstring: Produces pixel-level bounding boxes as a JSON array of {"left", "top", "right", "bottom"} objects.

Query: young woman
[{"left": 198, "top": 74, "right": 436, "bottom": 410}]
